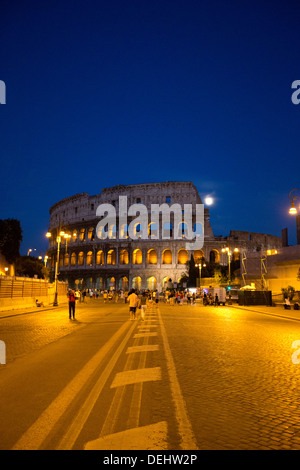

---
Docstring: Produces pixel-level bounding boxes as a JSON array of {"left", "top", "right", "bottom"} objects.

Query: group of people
[
  {"left": 67, "top": 286, "right": 222, "bottom": 320},
  {"left": 203, "top": 292, "right": 219, "bottom": 306},
  {"left": 127, "top": 289, "right": 159, "bottom": 320},
  {"left": 66, "top": 288, "right": 160, "bottom": 321}
]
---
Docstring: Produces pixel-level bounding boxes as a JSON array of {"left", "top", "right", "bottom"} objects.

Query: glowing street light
[
  {"left": 195, "top": 260, "right": 206, "bottom": 291},
  {"left": 289, "top": 189, "right": 300, "bottom": 215},
  {"left": 289, "top": 189, "right": 300, "bottom": 245},
  {"left": 222, "top": 246, "right": 239, "bottom": 285},
  {"left": 46, "top": 230, "right": 70, "bottom": 306}
]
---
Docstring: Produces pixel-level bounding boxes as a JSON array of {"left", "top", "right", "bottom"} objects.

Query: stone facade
[{"left": 47, "top": 182, "right": 282, "bottom": 291}]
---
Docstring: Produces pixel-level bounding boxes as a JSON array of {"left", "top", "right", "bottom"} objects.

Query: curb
[{"left": 0, "top": 303, "right": 68, "bottom": 319}]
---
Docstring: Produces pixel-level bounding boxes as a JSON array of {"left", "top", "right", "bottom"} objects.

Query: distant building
[
  {"left": 46, "top": 182, "right": 282, "bottom": 291},
  {"left": 240, "top": 245, "right": 300, "bottom": 295}
]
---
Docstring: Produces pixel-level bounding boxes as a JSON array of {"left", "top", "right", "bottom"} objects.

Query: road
[{"left": 1, "top": 299, "right": 300, "bottom": 450}]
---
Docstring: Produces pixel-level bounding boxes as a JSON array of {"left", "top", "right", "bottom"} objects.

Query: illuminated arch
[
  {"left": 193, "top": 249, "right": 204, "bottom": 263},
  {"left": 78, "top": 251, "right": 84, "bottom": 266},
  {"left": 96, "top": 250, "right": 104, "bottom": 265},
  {"left": 162, "top": 277, "right": 172, "bottom": 289},
  {"left": 133, "top": 249, "right": 142, "bottom": 264},
  {"left": 96, "top": 277, "right": 104, "bottom": 289},
  {"left": 107, "top": 276, "right": 115, "bottom": 289},
  {"left": 79, "top": 228, "right": 85, "bottom": 241},
  {"left": 177, "top": 249, "right": 188, "bottom": 264},
  {"left": 88, "top": 227, "right": 94, "bottom": 241},
  {"left": 147, "top": 249, "right": 157, "bottom": 264},
  {"left": 210, "top": 249, "right": 220, "bottom": 264},
  {"left": 107, "top": 249, "right": 116, "bottom": 265},
  {"left": 120, "top": 249, "right": 129, "bottom": 265},
  {"left": 86, "top": 251, "right": 93, "bottom": 265},
  {"left": 147, "top": 276, "right": 157, "bottom": 291},
  {"left": 162, "top": 249, "right": 172, "bottom": 264},
  {"left": 132, "top": 276, "right": 142, "bottom": 290},
  {"left": 71, "top": 252, "right": 76, "bottom": 266},
  {"left": 119, "top": 276, "right": 128, "bottom": 290},
  {"left": 64, "top": 252, "right": 69, "bottom": 267}
]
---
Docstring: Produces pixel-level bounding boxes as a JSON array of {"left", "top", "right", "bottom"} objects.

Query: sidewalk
[
  {"left": 0, "top": 302, "right": 68, "bottom": 320},
  {"left": 229, "top": 303, "right": 300, "bottom": 322}
]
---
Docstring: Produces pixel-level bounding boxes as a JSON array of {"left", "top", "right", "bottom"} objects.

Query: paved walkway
[
  {"left": 1, "top": 300, "right": 300, "bottom": 322},
  {"left": 0, "top": 302, "right": 68, "bottom": 319},
  {"left": 229, "top": 303, "right": 300, "bottom": 322}
]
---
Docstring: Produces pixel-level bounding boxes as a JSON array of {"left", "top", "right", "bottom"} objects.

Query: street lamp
[
  {"left": 46, "top": 230, "right": 69, "bottom": 306},
  {"left": 289, "top": 189, "right": 300, "bottom": 245},
  {"left": 27, "top": 248, "right": 36, "bottom": 256},
  {"left": 289, "top": 189, "right": 300, "bottom": 214},
  {"left": 222, "top": 246, "right": 239, "bottom": 285},
  {"left": 195, "top": 260, "right": 206, "bottom": 291}
]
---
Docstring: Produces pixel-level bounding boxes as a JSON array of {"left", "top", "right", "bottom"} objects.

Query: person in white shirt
[{"left": 127, "top": 289, "right": 139, "bottom": 320}]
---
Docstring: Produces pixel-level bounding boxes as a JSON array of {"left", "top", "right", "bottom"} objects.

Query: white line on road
[
  {"left": 110, "top": 367, "right": 161, "bottom": 388},
  {"left": 126, "top": 344, "right": 159, "bottom": 354},
  {"left": 157, "top": 308, "right": 199, "bottom": 450},
  {"left": 12, "top": 320, "right": 136, "bottom": 450}
]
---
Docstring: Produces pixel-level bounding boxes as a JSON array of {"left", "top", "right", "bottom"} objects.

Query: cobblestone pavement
[
  {"left": 160, "top": 302, "right": 300, "bottom": 449},
  {"left": 0, "top": 300, "right": 120, "bottom": 363},
  {"left": 1, "top": 300, "right": 300, "bottom": 450}
]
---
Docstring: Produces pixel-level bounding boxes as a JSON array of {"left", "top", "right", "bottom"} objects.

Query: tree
[
  {"left": 15, "top": 256, "right": 44, "bottom": 278},
  {"left": 0, "top": 219, "right": 23, "bottom": 264}
]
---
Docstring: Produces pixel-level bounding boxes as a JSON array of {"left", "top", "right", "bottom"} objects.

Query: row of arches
[
  {"left": 49, "top": 221, "right": 204, "bottom": 245},
  {"left": 55, "top": 248, "right": 237, "bottom": 268},
  {"left": 76, "top": 275, "right": 177, "bottom": 291},
  {"left": 58, "top": 248, "right": 193, "bottom": 268}
]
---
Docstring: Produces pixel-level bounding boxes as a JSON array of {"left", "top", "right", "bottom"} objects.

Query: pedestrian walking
[
  {"left": 155, "top": 289, "right": 159, "bottom": 308},
  {"left": 139, "top": 291, "right": 148, "bottom": 321},
  {"left": 127, "top": 289, "right": 138, "bottom": 320},
  {"left": 68, "top": 289, "right": 76, "bottom": 319}
]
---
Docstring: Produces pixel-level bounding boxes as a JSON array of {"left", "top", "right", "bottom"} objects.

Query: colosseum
[{"left": 46, "top": 182, "right": 282, "bottom": 291}]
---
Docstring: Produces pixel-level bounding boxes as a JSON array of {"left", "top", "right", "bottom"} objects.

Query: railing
[{"left": 0, "top": 277, "right": 67, "bottom": 299}]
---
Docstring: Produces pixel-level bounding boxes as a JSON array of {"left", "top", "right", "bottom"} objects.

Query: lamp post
[
  {"left": 27, "top": 248, "right": 36, "bottom": 256},
  {"left": 46, "top": 230, "right": 69, "bottom": 306},
  {"left": 222, "top": 246, "right": 239, "bottom": 285},
  {"left": 289, "top": 189, "right": 300, "bottom": 214},
  {"left": 195, "top": 260, "right": 206, "bottom": 291},
  {"left": 289, "top": 189, "right": 300, "bottom": 245}
]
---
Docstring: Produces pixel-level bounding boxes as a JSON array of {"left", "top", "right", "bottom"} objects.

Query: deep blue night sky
[{"left": 1, "top": 0, "right": 300, "bottom": 256}]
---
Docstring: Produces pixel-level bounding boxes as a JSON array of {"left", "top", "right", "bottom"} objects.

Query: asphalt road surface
[{"left": 1, "top": 299, "right": 300, "bottom": 450}]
